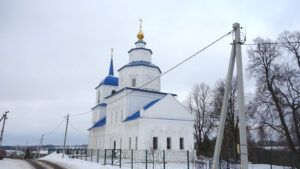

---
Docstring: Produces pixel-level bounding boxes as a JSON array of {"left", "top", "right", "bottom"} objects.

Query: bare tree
[
  {"left": 185, "top": 83, "right": 215, "bottom": 156},
  {"left": 278, "top": 31, "right": 300, "bottom": 68},
  {"left": 147, "top": 141, "right": 158, "bottom": 169},
  {"left": 247, "top": 37, "right": 300, "bottom": 165},
  {"left": 211, "top": 78, "right": 239, "bottom": 162}
]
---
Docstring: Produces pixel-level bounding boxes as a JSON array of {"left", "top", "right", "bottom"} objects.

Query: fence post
[
  {"left": 85, "top": 149, "right": 87, "bottom": 161},
  {"left": 91, "top": 149, "right": 93, "bottom": 162},
  {"left": 120, "top": 149, "right": 122, "bottom": 168},
  {"left": 104, "top": 149, "right": 106, "bottom": 165},
  {"left": 268, "top": 151, "right": 272, "bottom": 169},
  {"left": 187, "top": 150, "right": 190, "bottom": 169},
  {"left": 163, "top": 150, "right": 165, "bottom": 169},
  {"left": 290, "top": 152, "right": 294, "bottom": 169},
  {"left": 226, "top": 157, "right": 229, "bottom": 169},
  {"left": 146, "top": 150, "right": 148, "bottom": 169},
  {"left": 131, "top": 149, "right": 133, "bottom": 169},
  {"left": 97, "top": 149, "right": 99, "bottom": 163},
  {"left": 112, "top": 149, "right": 114, "bottom": 165}
]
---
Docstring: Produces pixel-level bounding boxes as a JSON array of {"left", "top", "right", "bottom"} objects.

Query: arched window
[
  {"left": 97, "top": 91, "right": 100, "bottom": 104},
  {"left": 132, "top": 78, "right": 136, "bottom": 87}
]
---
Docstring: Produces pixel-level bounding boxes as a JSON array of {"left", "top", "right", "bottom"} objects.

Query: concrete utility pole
[
  {"left": 0, "top": 111, "right": 9, "bottom": 146},
  {"left": 62, "top": 114, "right": 69, "bottom": 158},
  {"left": 23, "top": 141, "right": 28, "bottom": 159},
  {"left": 36, "top": 134, "right": 44, "bottom": 159},
  {"left": 212, "top": 23, "right": 248, "bottom": 169}
]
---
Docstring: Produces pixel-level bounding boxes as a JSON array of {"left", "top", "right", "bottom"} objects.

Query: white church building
[{"left": 88, "top": 23, "right": 194, "bottom": 151}]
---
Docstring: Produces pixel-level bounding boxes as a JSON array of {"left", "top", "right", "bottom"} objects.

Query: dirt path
[{"left": 25, "top": 160, "right": 66, "bottom": 169}]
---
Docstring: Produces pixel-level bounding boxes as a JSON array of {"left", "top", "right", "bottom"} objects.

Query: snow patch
[{"left": 40, "top": 152, "right": 127, "bottom": 169}]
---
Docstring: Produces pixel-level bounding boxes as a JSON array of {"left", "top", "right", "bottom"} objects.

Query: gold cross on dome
[
  {"left": 139, "top": 18, "right": 143, "bottom": 29},
  {"left": 111, "top": 48, "right": 113, "bottom": 58}
]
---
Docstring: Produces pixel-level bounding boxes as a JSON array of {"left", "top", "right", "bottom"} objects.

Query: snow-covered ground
[
  {"left": 0, "top": 158, "right": 34, "bottom": 169},
  {"left": 0, "top": 152, "right": 295, "bottom": 169},
  {"left": 40, "top": 152, "right": 127, "bottom": 169}
]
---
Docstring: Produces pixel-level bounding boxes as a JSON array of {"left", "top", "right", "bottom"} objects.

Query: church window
[
  {"left": 97, "top": 91, "right": 100, "bottom": 104},
  {"left": 132, "top": 78, "right": 136, "bottom": 87},
  {"left": 111, "top": 112, "right": 113, "bottom": 124},
  {"left": 167, "top": 137, "right": 171, "bottom": 150},
  {"left": 115, "top": 112, "right": 118, "bottom": 124},
  {"left": 153, "top": 137, "right": 158, "bottom": 150},
  {"left": 135, "top": 137, "right": 138, "bottom": 149},
  {"left": 180, "top": 137, "right": 184, "bottom": 150},
  {"left": 129, "top": 137, "right": 132, "bottom": 149}
]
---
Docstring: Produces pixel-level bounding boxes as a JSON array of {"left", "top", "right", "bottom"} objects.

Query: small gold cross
[
  {"left": 111, "top": 48, "right": 113, "bottom": 58},
  {"left": 139, "top": 18, "right": 143, "bottom": 29}
]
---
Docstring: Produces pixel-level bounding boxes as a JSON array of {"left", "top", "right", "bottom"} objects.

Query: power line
[
  {"left": 106, "top": 31, "right": 233, "bottom": 106},
  {"left": 242, "top": 41, "right": 300, "bottom": 46},
  {"left": 44, "top": 118, "right": 65, "bottom": 137},
  {"left": 69, "top": 121, "right": 88, "bottom": 136},
  {"left": 64, "top": 31, "right": 233, "bottom": 118},
  {"left": 69, "top": 110, "right": 92, "bottom": 117}
]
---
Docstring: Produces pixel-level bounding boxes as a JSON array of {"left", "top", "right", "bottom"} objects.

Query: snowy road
[{"left": 26, "top": 160, "right": 66, "bottom": 169}]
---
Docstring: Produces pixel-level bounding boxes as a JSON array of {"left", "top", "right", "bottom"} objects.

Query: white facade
[{"left": 88, "top": 38, "right": 194, "bottom": 151}]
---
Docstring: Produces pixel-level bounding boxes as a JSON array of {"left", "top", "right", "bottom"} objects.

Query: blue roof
[
  {"left": 91, "top": 103, "right": 107, "bottom": 110},
  {"left": 95, "top": 57, "right": 118, "bottom": 89},
  {"left": 123, "top": 98, "right": 161, "bottom": 122},
  {"left": 128, "top": 47, "right": 152, "bottom": 54},
  {"left": 89, "top": 117, "right": 106, "bottom": 130},
  {"left": 95, "top": 76, "right": 119, "bottom": 89},
  {"left": 118, "top": 61, "right": 161, "bottom": 73},
  {"left": 135, "top": 41, "right": 146, "bottom": 45}
]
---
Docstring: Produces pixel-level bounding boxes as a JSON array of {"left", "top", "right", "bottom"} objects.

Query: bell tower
[{"left": 118, "top": 19, "right": 161, "bottom": 91}]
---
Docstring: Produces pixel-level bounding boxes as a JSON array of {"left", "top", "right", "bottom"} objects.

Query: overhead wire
[
  {"left": 242, "top": 41, "right": 300, "bottom": 46},
  {"left": 66, "top": 30, "right": 233, "bottom": 117},
  {"left": 69, "top": 121, "right": 89, "bottom": 136},
  {"left": 105, "top": 31, "right": 233, "bottom": 106},
  {"left": 43, "top": 118, "right": 65, "bottom": 137},
  {"left": 69, "top": 110, "right": 92, "bottom": 117}
]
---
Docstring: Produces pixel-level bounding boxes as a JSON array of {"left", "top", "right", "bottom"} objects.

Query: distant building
[{"left": 88, "top": 22, "right": 194, "bottom": 151}]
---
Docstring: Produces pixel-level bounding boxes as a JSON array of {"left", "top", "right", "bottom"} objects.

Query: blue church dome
[
  {"left": 95, "top": 76, "right": 118, "bottom": 89},
  {"left": 95, "top": 56, "right": 119, "bottom": 89}
]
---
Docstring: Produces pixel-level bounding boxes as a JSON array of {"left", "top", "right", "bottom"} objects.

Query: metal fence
[
  {"left": 47, "top": 149, "right": 298, "bottom": 169},
  {"left": 48, "top": 148, "right": 196, "bottom": 169}
]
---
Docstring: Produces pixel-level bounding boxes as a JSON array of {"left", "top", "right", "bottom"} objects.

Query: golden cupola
[{"left": 137, "top": 18, "right": 144, "bottom": 41}]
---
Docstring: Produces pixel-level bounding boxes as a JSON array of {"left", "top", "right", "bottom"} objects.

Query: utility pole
[
  {"left": 212, "top": 23, "right": 248, "bottom": 169},
  {"left": 62, "top": 114, "right": 69, "bottom": 158},
  {"left": 0, "top": 111, "right": 9, "bottom": 146},
  {"left": 36, "top": 134, "right": 44, "bottom": 159},
  {"left": 23, "top": 141, "right": 28, "bottom": 159}
]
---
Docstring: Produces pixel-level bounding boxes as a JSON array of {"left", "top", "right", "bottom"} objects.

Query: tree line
[{"left": 185, "top": 31, "right": 300, "bottom": 166}]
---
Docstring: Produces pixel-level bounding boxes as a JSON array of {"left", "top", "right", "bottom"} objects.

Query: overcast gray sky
[{"left": 0, "top": 0, "right": 299, "bottom": 146}]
